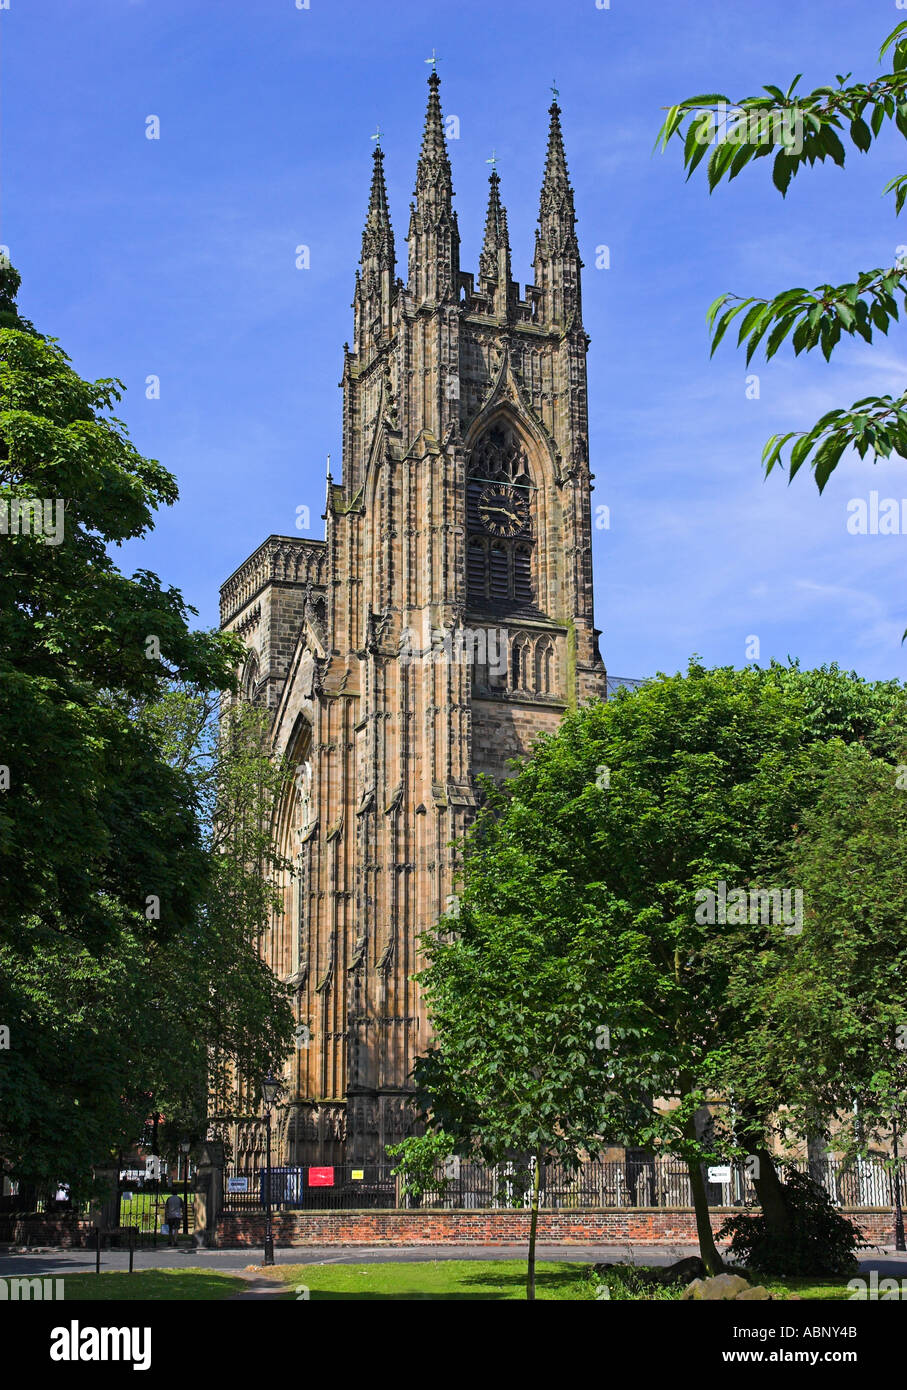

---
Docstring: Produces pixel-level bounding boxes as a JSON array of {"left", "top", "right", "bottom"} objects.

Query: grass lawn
[
  {"left": 50, "top": 1262, "right": 869, "bottom": 1301},
  {"left": 253, "top": 1259, "right": 596, "bottom": 1300},
  {"left": 58, "top": 1269, "right": 246, "bottom": 1301},
  {"left": 256, "top": 1261, "right": 872, "bottom": 1302},
  {"left": 762, "top": 1275, "right": 864, "bottom": 1301}
]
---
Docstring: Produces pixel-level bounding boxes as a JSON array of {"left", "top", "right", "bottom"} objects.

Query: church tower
[{"left": 219, "top": 75, "right": 607, "bottom": 1166}]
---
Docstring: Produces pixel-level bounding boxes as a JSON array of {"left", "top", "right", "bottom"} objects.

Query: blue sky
[{"left": 4, "top": 0, "right": 906, "bottom": 682}]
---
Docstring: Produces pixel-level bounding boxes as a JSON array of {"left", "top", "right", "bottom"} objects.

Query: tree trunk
[
  {"left": 685, "top": 1158, "right": 723, "bottom": 1274},
  {"left": 751, "top": 1148, "right": 792, "bottom": 1240},
  {"left": 526, "top": 1154, "right": 541, "bottom": 1301},
  {"left": 679, "top": 1083, "right": 723, "bottom": 1274},
  {"left": 737, "top": 1115, "right": 792, "bottom": 1242}
]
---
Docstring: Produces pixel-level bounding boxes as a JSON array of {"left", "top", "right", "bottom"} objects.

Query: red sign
[{"left": 308, "top": 1166, "right": 335, "bottom": 1188}]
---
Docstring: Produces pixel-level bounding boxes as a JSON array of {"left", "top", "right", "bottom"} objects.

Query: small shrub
[
  {"left": 385, "top": 1132, "right": 454, "bottom": 1207},
  {"left": 717, "top": 1168, "right": 866, "bottom": 1277},
  {"left": 589, "top": 1264, "right": 685, "bottom": 1301}
]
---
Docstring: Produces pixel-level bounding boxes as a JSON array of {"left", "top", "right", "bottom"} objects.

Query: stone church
[{"left": 219, "top": 73, "right": 608, "bottom": 1167}]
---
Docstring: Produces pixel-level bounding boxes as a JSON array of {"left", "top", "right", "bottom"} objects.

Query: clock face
[{"left": 477, "top": 485, "right": 529, "bottom": 537}]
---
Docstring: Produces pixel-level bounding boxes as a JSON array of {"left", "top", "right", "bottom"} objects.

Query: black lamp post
[
  {"left": 179, "top": 1140, "right": 191, "bottom": 1237},
  {"left": 262, "top": 1073, "right": 281, "bottom": 1266},
  {"left": 893, "top": 1118, "right": 905, "bottom": 1252}
]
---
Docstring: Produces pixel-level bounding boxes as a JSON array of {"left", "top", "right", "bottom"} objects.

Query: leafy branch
[
  {"left": 707, "top": 267, "right": 907, "bottom": 365},
  {"left": 762, "top": 395, "right": 907, "bottom": 493},
  {"left": 657, "top": 23, "right": 907, "bottom": 494},
  {"left": 656, "top": 24, "right": 907, "bottom": 198}
]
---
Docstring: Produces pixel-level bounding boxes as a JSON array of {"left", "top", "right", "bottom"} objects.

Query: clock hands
[{"left": 481, "top": 503, "right": 520, "bottom": 519}]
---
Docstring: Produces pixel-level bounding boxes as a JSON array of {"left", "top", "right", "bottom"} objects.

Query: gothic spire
[
  {"left": 537, "top": 98, "right": 578, "bottom": 252},
  {"left": 479, "top": 170, "right": 510, "bottom": 280},
  {"left": 542, "top": 100, "right": 572, "bottom": 196},
  {"left": 361, "top": 144, "right": 395, "bottom": 271},
  {"left": 354, "top": 143, "right": 395, "bottom": 353},
  {"left": 416, "top": 71, "right": 451, "bottom": 190},
  {"left": 408, "top": 72, "right": 460, "bottom": 303},
  {"left": 534, "top": 96, "right": 582, "bottom": 326},
  {"left": 479, "top": 168, "right": 513, "bottom": 319}
]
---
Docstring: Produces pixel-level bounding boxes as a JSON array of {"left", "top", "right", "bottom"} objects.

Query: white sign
[
  {"left": 707, "top": 1165, "right": 732, "bottom": 1184},
  {"left": 227, "top": 1176, "right": 249, "bottom": 1194}
]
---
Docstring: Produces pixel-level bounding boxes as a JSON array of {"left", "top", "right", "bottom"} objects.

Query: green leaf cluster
[
  {"left": 657, "top": 23, "right": 907, "bottom": 493},
  {"left": 0, "top": 265, "right": 289, "bottom": 1186}
]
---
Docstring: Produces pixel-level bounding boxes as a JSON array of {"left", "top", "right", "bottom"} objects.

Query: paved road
[{"left": 2, "top": 1243, "right": 907, "bottom": 1278}]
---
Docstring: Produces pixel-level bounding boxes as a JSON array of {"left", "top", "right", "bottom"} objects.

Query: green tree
[
  {"left": 139, "top": 691, "right": 296, "bottom": 1135},
  {"left": 0, "top": 263, "right": 244, "bottom": 1186},
  {"left": 722, "top": 741, "right": 907, "bottom": 1179},
  {"left": 412, "top": 872, "right": 635, "bottom": 1299},
  {"left": 656, "top": 23, "right": 907, "bottom": 490},
  {"left": 412, "top": 662, "right": 907, "bottom": 1277}
]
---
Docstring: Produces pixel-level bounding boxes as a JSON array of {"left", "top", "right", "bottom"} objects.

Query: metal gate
[{"left": 118, "top": 1183, "right": 194, "bottom": 1247}]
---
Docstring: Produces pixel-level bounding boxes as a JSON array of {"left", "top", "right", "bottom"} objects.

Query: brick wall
[
  {"left": 216, "top": 1207, "right": 895, "bottom": 1249},
  {"left": 0, "top": 1217, "right": 95, "bottom": 1248}
]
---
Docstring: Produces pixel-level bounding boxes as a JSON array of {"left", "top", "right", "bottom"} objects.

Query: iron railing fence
[
  {"left": 0, "top": 1181, "right": 82, "bottom": 1215},
  {"left": 223, "top": 1163, "right": 395, "bottom": 1212},
  {"left": 0, "top": 1180, "right": 195, "bottom": 1247},
  {"left": 0, "top": 1181, "right": 86, "bottom": 1243},
  {"left": 221, "top": 1155, "right": 905, "bottom": 1213},
  {"left": 118, "top": 1184, "right": 196, "bottom": 1247}
]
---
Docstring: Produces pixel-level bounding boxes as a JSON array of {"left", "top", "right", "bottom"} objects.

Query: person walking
[{"left": 164, "top": 1192, "right": 183, "bottom": 1247}]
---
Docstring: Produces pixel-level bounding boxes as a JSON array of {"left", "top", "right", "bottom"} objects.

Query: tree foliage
[
  {"left": 411, "top": 661, "right": 907, "bottom": 1276},
  {"left": 720, "top": 740, "right": 907, "bottom": 1161},
  {"left": 0, "top": 263, "right": 286, "bottom": 1186},
  {"left": 656, "top": 23, "right": 907, "bottom": 491},
  {"left": 139, "top": 691, "right": 296, "bottom": 1136}
]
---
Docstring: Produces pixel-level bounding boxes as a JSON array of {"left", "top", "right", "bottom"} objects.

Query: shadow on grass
[
  {"left": 305, "top": 1290, "right": 514, "bottom": 1300},
  {"left": 292, "top": 1262, "right": 593, "bottom": 1301},
  {"left": 62, "top": 1270, "right": 245, "bottom": 1301},
  {"left": 459, "top": 1263, "right": 591, "bottom": 1292}
]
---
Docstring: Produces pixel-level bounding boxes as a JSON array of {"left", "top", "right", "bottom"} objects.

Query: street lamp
[
  {"left": 261, "top": 1073, "right": 281, "bottom": 1266},
  {"left": 893, "top": 1118, "right": 905, "bottom": 1252},
  {"left": 179, "top": 1140, "right": 191, "bottom": 1237}
]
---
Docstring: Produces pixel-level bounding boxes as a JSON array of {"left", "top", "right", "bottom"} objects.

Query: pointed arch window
[
  {"left": 535, "top": 635, "right": 556, "bottom": 696},
  {"left": 466, "top": 420, "right": 535, "bottom": 608},
  {"left": 242, "top": 650, "right": 261, "bottom": 704},
  {"left": 268, "top": 715, "right": 313, "bottom": 983},
  {"left": 511, "top": 632, "right": 531, "bottom": 692}
]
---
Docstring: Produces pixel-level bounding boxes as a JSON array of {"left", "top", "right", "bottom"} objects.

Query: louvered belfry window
[{"left": 466, "top": 422, "right": 534, "bottom": 606}]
